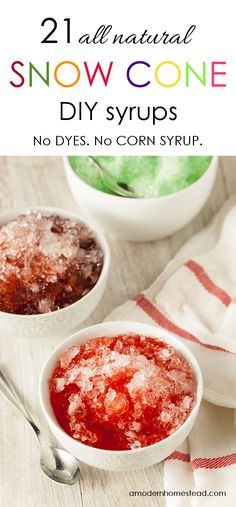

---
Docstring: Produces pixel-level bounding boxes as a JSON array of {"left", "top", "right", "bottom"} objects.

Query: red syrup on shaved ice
[
  {"left": 49, "top": 334, "right": 196, "bottom": 451},
  {"left": 0, "top": 211, "right": 103, "bottom": 315}
]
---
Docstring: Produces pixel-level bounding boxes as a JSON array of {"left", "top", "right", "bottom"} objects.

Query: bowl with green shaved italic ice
[{"left": 64, "top": 156, "right": 218, "bottom": 242}]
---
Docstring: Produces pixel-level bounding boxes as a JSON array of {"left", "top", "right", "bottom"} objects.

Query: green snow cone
[{"left": 69, "top": 156, "right": 213, "bottom": 198}]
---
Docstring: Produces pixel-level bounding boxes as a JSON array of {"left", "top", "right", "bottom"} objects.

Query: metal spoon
[
  {"left": 0, "top": 369, "right": 80, "bottom": 485},
  {"left": 88, "top": 156, "right": 136, "bottom": 197}
]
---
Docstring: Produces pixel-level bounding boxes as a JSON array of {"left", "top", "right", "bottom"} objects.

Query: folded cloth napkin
[{"left": 106, "top": 196, "right": 236, "bottom": 506}]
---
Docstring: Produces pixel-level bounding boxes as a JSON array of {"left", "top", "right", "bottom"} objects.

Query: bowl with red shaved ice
[
  {"left": 0, "top": 207, "right": 110, "bottom": 339},
  {"left": 39, "top": 321, "right": 203, "bottom": 471}
]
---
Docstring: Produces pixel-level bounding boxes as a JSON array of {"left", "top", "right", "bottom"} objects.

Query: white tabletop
[{"left": 0, "top": 156, "right": 235, "bottom": 507}]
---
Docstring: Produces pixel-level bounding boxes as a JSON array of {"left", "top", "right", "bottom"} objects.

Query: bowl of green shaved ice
[
  {"left": 64, "top": 156, "right": 218, "bottom": 242},
  {"left": 68, "top": 156, "right": 212, "bottom": 198}
]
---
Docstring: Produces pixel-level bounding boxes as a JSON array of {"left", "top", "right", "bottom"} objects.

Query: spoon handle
[
  {"left": 88, "top": 156, "right": 135, "bottom": 198},
  {"left": 0, "top": 369, "right": 40, "bottom": 438}
]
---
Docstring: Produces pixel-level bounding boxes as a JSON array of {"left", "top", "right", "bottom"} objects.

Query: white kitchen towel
[{"left": 106, "top": 196, "right": 236, "bottom": 505}]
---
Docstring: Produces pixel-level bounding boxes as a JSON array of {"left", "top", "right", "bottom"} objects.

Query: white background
[{"left": 0, "top": 0, "right": 235, "bottom": 155}]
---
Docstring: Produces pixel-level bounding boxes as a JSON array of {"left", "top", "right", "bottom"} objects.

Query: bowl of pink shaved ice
[{"left": 0, "top": 207, "right": 110, "bottom": 339}]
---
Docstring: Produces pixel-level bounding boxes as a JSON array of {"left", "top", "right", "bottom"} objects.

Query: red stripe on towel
[
  {"left": 132, "top": 293, "right": 232, "bottom": 354},
  {"left": 192, "top": 453, "right": 236, "bottom": 469},
  {"left": 185, "top": 260, "right": 231, "bottom": 307},
  {"left": 166, "top": 451, "right": 190, "bottom": 463},
  {"left": 166, "top": 451, "right": 236, "bottom": 469}
]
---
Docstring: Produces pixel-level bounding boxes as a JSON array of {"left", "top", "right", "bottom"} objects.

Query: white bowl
[
  {"left": 64, "top": 157, "right": 218, "bottom": 242},
  {"left": 39, "top": 321, "right": 203, "bottom": 471},
  {"left": 0, "top": 207, "right": 110, "bottom": 339}
]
